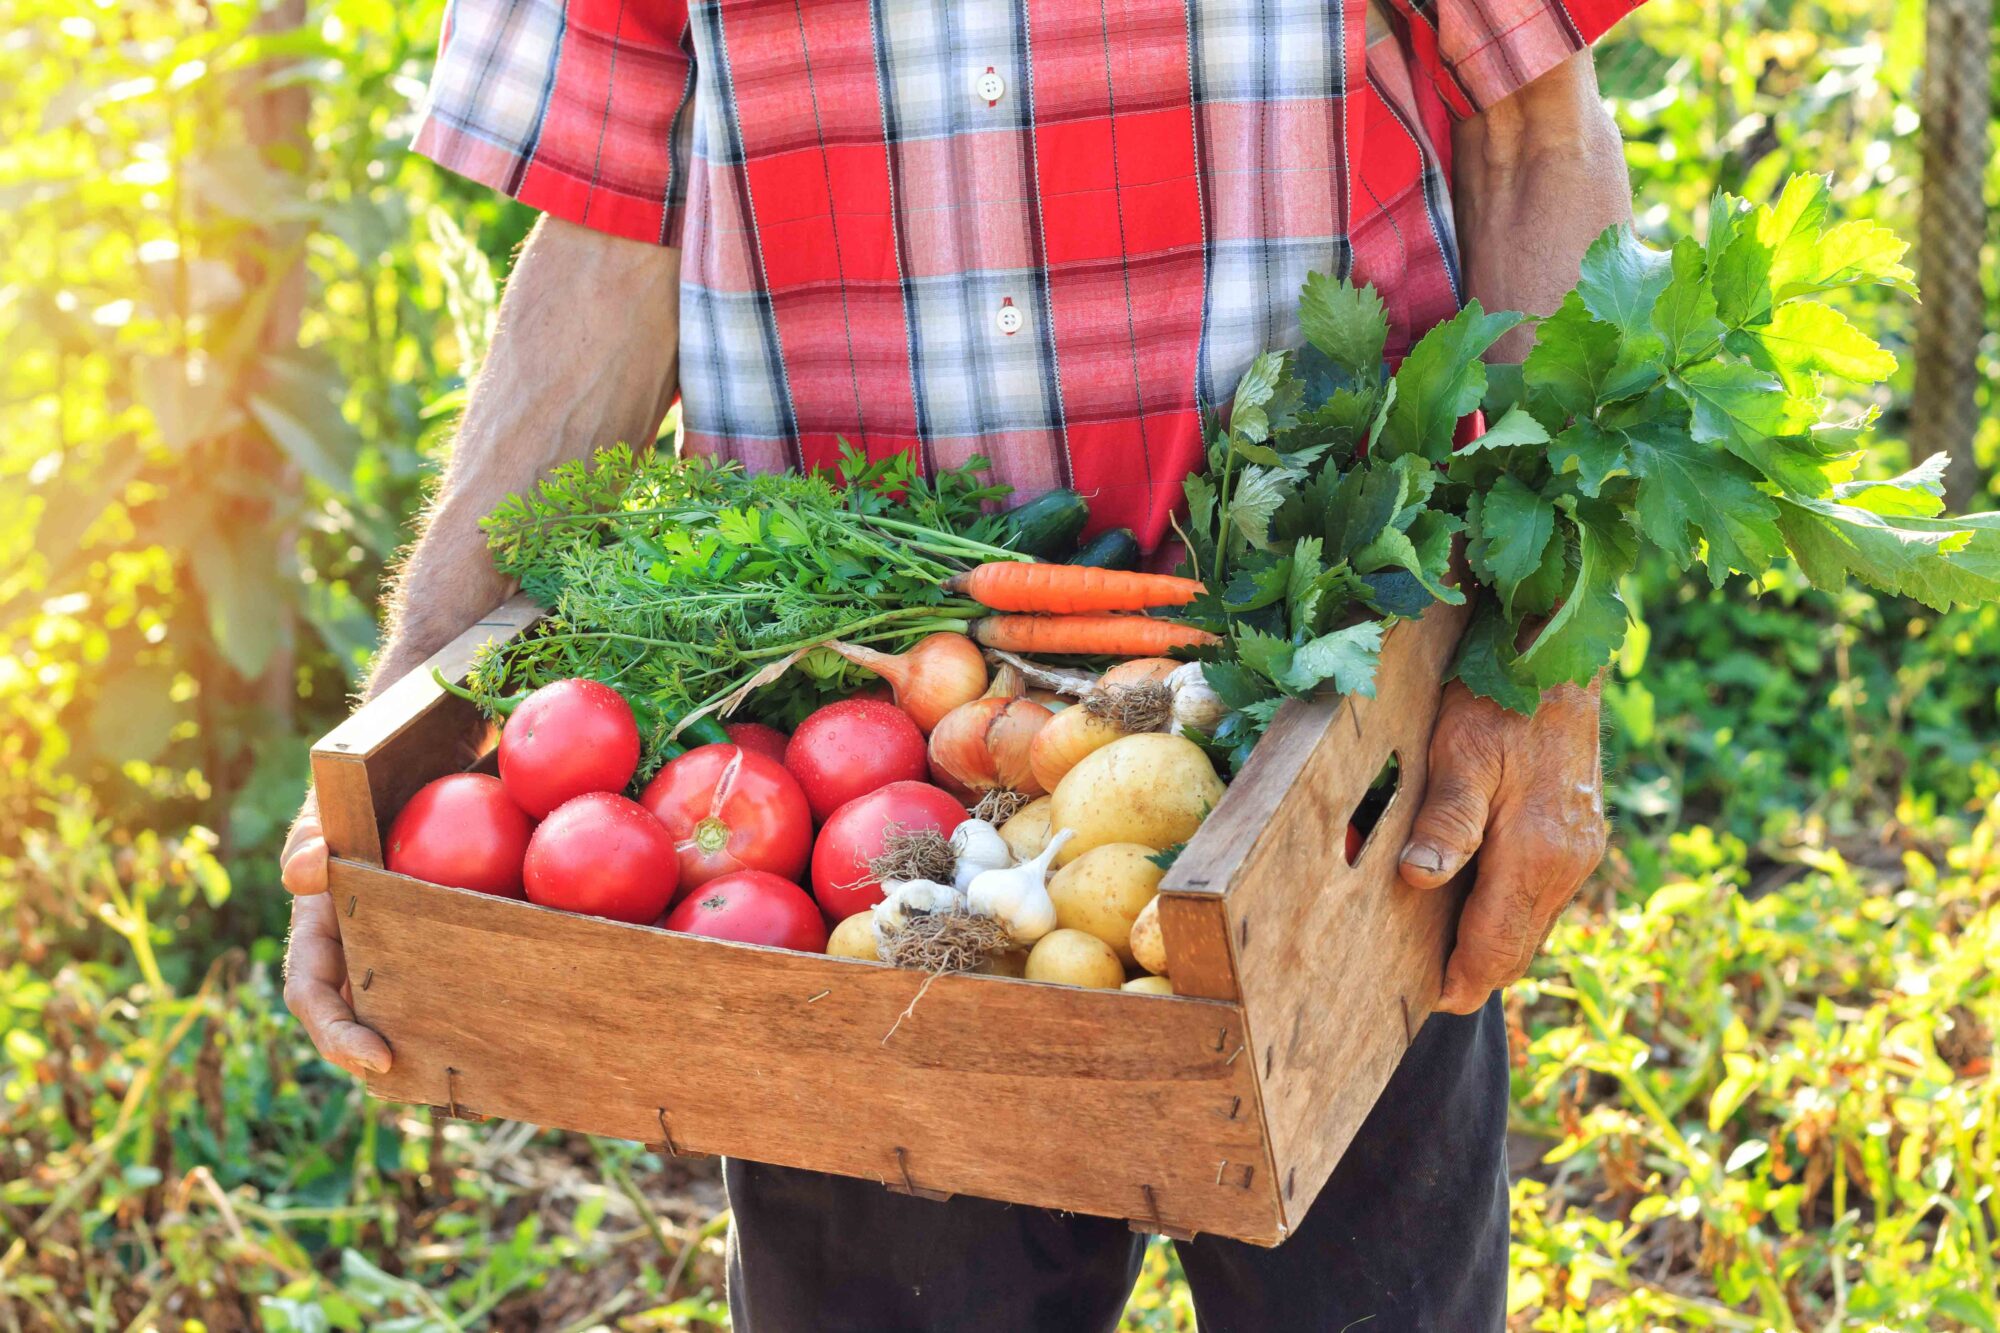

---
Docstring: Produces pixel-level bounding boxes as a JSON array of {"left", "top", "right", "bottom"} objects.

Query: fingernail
[{"left": 1402, "top": 845, "right": 1443, "bottom": 874}]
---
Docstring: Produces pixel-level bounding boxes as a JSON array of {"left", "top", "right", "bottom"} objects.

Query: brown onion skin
[
  {"left": 829, "top": 633, "right": 988, "bottom": 734},
  {"left": 927, "top": 695, "right": 1053, "bottom": 800}
]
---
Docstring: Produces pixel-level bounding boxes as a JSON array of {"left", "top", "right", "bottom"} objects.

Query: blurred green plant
[{"left": 1, "top": 0, "right": 521, "bottom": 906}]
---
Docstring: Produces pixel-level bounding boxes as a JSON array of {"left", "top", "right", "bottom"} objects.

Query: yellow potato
[
  {"left": 1121, "top": 975, "right": 1174, "bottom": 996},
  {"left": 977, "top": 948, "right": 1029, "bottom": 978},
  {"left": 1129, "top": 894, "right": 1167, "bottom": 976},
  {"left": 1050, "top": 733, "right": 1224, "bottom": 865},
  {"left": 1024, "top": 929, "right": 1125, "bottom": 989},
  {"left": 999, "top": 796, "right": 1055, "bottom": 862},
  {"left": 825, "top": 912, "right": 881, "bottom": 961},
  {"left": 1047, "top": 843, "right": 1163, "bottom": 965}
]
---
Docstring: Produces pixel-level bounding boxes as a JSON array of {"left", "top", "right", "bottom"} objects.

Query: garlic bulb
[
  {"left": 966, "top": 829, "right": 1073, "bottom": 944},
  {"left": 949, "top": 819, "right": 1014, "bottom": 892},
  {"left": 1165, "top": 662, "right": 1229, "bottom": 736},
  {"left": 873, "top": 878, "right": 967, "bottom": 934}
]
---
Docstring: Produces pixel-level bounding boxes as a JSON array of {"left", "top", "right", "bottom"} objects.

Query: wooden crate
[{"left": 311, "top": 593, "right": 1471, "bottom": 1246}]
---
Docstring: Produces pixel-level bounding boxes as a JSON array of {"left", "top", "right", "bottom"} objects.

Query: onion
[
  {"left": 828, "top": 633, "right": 988, "bottom": 734},
  {"left": 928, "top": 671, "right": 1054, "bottom": 800},
  {"left": 1098, "top": 658, "right": 1182, "bottom": 688}
]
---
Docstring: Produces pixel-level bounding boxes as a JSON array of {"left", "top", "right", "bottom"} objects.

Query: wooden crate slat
[
  {"left": 1184, "top": 600, "right": 1473, "bottom": 1235},
  {"left": 338, "top": 862, "right": 1285, "bottom": 1243},
  {"left": 309, "top": 594, "right": 543, "bottom": 865}
]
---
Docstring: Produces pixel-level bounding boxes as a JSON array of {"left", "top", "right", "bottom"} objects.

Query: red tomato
[
  {"left": 1345, "top": 821, "right": 1365, "bottom": 864},
  {"left": 499, "top": 678, "right": 641, "bottom": 818},
  {"left": 385, "top": 773, "right": 533, "bottom": 898},
  {"left": 639, "top": 744, "right": 813, "bottom": 895},
  {"left": 784, "top": 698, "right": 928, "bottom": 823},
  {"left": 523, "top": 792, "right": 678, "bottom": 923},
  {"left": 809, "top": 780, "right": 967, "bottom": 919},
  {"left": 661, "top": 869, "right": 829, "bottom": 952},
  {"left": 725, "top": 722, "right": 791, "bottom": 765}
]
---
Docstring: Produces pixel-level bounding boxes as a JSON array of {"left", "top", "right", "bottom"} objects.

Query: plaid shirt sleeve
[
  {"left": 413, "top": 0, "right": 697, "bottom": 246},
  {"left": 1395, "top": 0, "right": 1647, "bottom": 118}
]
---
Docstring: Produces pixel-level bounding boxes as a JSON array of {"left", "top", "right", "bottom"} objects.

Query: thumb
[
  {"left": 1399, "top": 765, "right": 1496, "bottom": 891},
  {"left": 281, "top": 828, "right": 331, "bottom": 897}
]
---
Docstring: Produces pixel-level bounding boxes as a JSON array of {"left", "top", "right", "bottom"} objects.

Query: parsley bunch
[{"left": 1179, "top": 176, "right": 1999, "bottom": 770}]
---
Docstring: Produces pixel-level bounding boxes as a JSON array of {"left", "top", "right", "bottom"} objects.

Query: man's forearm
[
  {"left": 364, "top": 217, "right": 683, "bottom": 699},
  {"left": 1452, "top": 51, "right": 1630, "bottom": 360}
]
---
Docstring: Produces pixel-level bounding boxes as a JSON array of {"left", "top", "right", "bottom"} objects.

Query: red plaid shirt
[{"left": 416, "top": 0, "right": 1642, "bottom": 549}]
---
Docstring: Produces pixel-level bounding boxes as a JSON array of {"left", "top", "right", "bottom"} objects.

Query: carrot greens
[{"left": 475, "top": 444, "right": 1021, "bottom": 757}]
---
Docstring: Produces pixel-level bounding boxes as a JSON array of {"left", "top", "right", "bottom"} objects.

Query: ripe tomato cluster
[{"left": 384, "top": 682, "right": 972, "bottom": 956}]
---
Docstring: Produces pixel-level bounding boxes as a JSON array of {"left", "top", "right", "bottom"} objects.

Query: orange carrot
[
  {"left": 971, "top": 615, "right": 1221, "bottom": 655},
  {"left": 944, "top": 563, "right": 1205, "bottom": 613}
]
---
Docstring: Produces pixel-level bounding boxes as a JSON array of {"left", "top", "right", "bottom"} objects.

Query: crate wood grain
[{"left": 311, "top": 590, "right": 1471, "bottom": 1245}]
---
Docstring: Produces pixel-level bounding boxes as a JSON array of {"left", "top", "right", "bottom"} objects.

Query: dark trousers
[{"left": 724, "top": 994, "right": 1510, "bottom": 1332}]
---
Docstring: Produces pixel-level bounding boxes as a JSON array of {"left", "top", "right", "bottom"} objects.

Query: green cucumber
[
  {"left": 994, "top": 488, "right": 1090, "bottom": 560},
  {"left": 1067, "top": 528, "right": 1141, "bottom": 570}
]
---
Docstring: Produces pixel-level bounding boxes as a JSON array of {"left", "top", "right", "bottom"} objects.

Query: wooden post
[{"left": 1913, "top": 0, "right": 1993, "bottom": 512}]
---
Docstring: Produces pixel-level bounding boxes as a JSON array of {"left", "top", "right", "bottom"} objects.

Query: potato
[
  {"left": 1024, "top": 929, "right": 1125, "bottom": 989},
  {"left": 1129, "top": 894, "right": 1168, "bottom": 976},
  {"left": 825, "top": 912, "right": 881, "bottom": 961},
  {"left": 1121, "top": 975, "right": 1174, "bottom": 996},
  {"left": 977, "top": 948, "right": 1028, "bottom": 978},
  {"left": 1047, "top": 843, "right": 1163, "bottom": 964},
  {"left": 999, "top": 796, "right": 1055, "bottom": 861},
  {"left": 1050, "top": 733, "right": 1224, "bottom": 865}
]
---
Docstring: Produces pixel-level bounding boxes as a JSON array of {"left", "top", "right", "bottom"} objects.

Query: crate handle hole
[{"left": 1343, "top": 751, "right": 1402, "bottom": 867}]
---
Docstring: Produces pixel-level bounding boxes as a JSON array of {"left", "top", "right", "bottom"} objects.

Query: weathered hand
[
  {"left": 1398, "top": 679, "right": 1607, "bottom": 1015},
  {"left": 281, "top": 799, "right": 392, "bottom": 1075}
]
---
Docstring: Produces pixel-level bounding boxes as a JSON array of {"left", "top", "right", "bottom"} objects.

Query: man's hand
[
  {"left": 281, "top": 801, "right": 393, "bottom": 1075},
  {"left": 1398, "top": 681, "right": 1607, "bottom": 1014}
]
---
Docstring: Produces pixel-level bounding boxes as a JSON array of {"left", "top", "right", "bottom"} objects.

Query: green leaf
[
  {"left": 1753, "top": 299, "right": 1897, "bottom": 389},
  {"left": 1459, "top": 404, "right": 1551, "bottom": 454},
  {"left": 1805, "top": 218, "right": 1917, "bottom": 296},
  {"left": 1577, "top": 225, "right": 1674, "bottom": 339},
  {"left": 1672, "top": 358, "right": 1840, "bottom": 492},
  {"left": 1774, "top": 499, "right": 2000, "bottom": 612},
  {"left": 1377, "top": 300, "right": 1524, "bottom": 461},
  {"left": 1651, "top": 237, "right": 1723, "bottom": 367},
  {"left": 1229, "top": 351, "right": 1288, "bottom": 442},
  {"left": 1321, "top": 456, "right": 1413, "bottom": 560},
  {"left": 1184, "top": 473, "right": 1218, "bottom": 540},
  {"left": 1710, "top": 225, "right": 1776, "bottom": 329},
  {"left": 1757, "top": 174, "right": 1832, "bottom": 299},
  {"left": 1478, "top": 474, "right": 1558, "bottom": 616},
  {"left": 1285, "top": 535, "right": 1327, "bottom": 637},
  {"left": 1221, "top": 552, "right": 1293, "bottom": 611},
  {"left": 1286, "top": 622, "right": 1385, "bottom": 697},
  {"left": 1832, "top": 455, "right": 1947, "bottom": 517},
  {"left": 1233, "top": 625, "right": 1298, "bottom": 688},
  {"left": 1450, "top": 602, "right": 1543, "bottom": 713},
  {"left": 1523, "top": 293, "right": 1622, "bottom": 419},
  {"left": 1514, "top": 505, "right": 1635, "bottom": 688},
  {"left": 1228, "top": 465, "right": 1290, "bottom": 550},
  {"left": 1298, "top": 273, "right": 1388, "bottom": 381},
  {"left": 1621, "top": 421, "right": 1784, "bottom": 585},
  {"left": 1549, "top": 421, "right": 1631, "bottom": 498},
  {"left": 1202, "top": 660, "right": 1280, "bottom": 712}
]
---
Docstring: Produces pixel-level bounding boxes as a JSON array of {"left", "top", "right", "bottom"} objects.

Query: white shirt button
[
  {"left": 996, "top": 300, "right": 1024, "bottom": 335},
  {"left": 975, "top": 68, "right": 1006, "bottom": 104}
]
